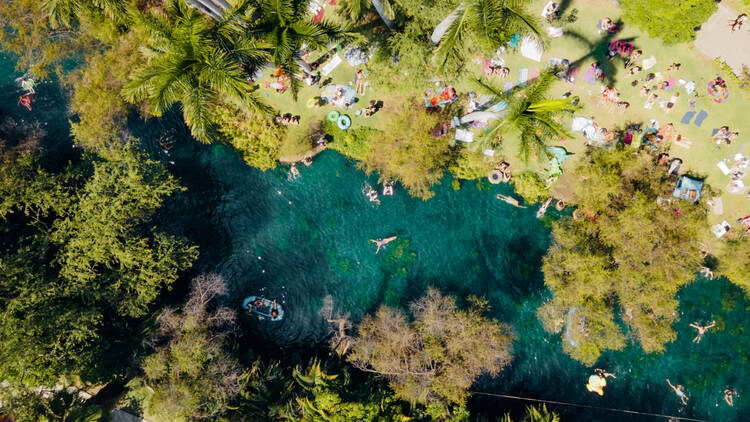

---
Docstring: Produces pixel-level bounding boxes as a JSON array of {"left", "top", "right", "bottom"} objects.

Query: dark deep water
[{"left": 3, "top": 53, "right": 749, "bottom": 422}]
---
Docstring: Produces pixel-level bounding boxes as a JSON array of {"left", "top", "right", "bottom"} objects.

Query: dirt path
[{"left": 694, "top": 2, "right": 750, "bottom": 74}]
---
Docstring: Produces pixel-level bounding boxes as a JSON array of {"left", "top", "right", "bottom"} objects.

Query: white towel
[
  {"left": 717, "top": 161, "right": 731, "bottom": 175},
  {"left": 642, "top": 55, "right": 657, "bottom": 70}
]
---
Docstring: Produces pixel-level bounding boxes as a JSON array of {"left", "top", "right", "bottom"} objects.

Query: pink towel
[
  {"left": 581, "top": 66, "right": 595, "bottom": 83},
  {"left": 529, "top": 68, "right": 540, "bottom": 81}
]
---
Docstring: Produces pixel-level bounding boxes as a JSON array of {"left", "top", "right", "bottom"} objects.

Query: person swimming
[
  {"left": 536, "top": 198, "right": 553, "bottom": 218},
  {"left": 370, "top": 236, "right": 397, "bottom": 254},
  {"left": 496, "top": 194, "right": 526, "bottom": 208},
  {"left": 724, "top": 388, "right": 737, "bottom": 406},
  {"left": 666, "top": 378, "right": 689, "bottom": 405},
  {"left": 689, "top": 321, "right": 715, "bottom": 343}
]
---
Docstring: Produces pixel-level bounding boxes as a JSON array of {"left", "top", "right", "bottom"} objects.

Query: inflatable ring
[
  {"left": 572, "top": 208, "right": 585, "bottom": 221},
  {"left": 337, "top": 114, "right": 352, "bottom": 130},
  {"left": 488, "top": 170, "right": 503, "bottom": 184},
  {"left": 306, "top": 98, "right": 317, "bottom": 108},
  {"left": 327, "top": 110, "right": 340, "bottom": 122},
  {"left": 555, "top": 200, "right": 565, "bottom": 211}
]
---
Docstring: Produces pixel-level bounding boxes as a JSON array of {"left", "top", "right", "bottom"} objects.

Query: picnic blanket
[
  {"left": 518, "top": 68, "right": 529, "bottom": 86},
  {"left": 694, "top": 110, "right": 708, "bottom": 127},
  {"left": 320, "top": 84, "right": 356, "bottom": 108},
  {"left": 321, "top": 54, "right": 342, "bottom": 76}
]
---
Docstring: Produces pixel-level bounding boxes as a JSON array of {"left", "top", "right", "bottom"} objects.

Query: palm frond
[
  {"left": 434, "top": 6, "right": 470, "bottom": 71},
  {"left": 472, "top": 77, "right": 509, "bottom": 101},
  {"left": 44, "top": 0, "right": 75, "bottom": 28},
  {"left": 181, "top": 83, "right": 216, "bottom": 143}
]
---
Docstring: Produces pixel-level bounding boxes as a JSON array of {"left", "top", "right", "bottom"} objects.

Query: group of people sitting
[
  {"left": 276, "top": 113, "right": 300, "bottom": 125},
  {"left": 599, "top": 86, "right": 629, "bottom": 113},
  {"left": 597, "top": 17, "right": 619, "bottom": 34},
  {"left": 356, "top": 100, "right": 380, "bottom": 118},
  {"left": 712, "top": 125, "right": 739, "bottom": 146}
]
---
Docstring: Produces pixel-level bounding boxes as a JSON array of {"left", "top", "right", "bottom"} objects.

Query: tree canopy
[
  {"left": 538, "top": 148, "right": 707, "bottom": 365},
  {"left": 348, "top": 288, "right": 515, "bottom": 405},
  {"left": 621, "top": 0, "right": 717, "bottom": 45}
]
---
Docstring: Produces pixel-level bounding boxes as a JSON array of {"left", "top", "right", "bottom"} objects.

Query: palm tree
[
  {"left": 44, "top": 0, "right": 129, "bottom": 28},
  {"left": 243, "top": 0, "right": 353, "bottom": 97},
  {"left": 473, "top": 70, "right": 579, "bottom": 162},
  {"left": 433, "top": 0, "right": 540, "bottom": 70},
  {"left": 339, "top": 0, "right": 397, "bottom": 30},
  {"left": 501, "top": 405, "right": 560, "bottom": 422},
  {"left": 123, "top": 0, "right": 268, "bottom": 142}
]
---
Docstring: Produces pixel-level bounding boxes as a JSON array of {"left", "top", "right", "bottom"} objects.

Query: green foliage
[
  {"left": 52, "top": 145, "right": 197, "bottom": 318},
  {"left": 123, "top": 0, "right": 268, "bottom": 142},
  {"left": 349, "top": 288, "right": 515, "bottom": 405},
  {"left": 212, "top": 104, "right": 286, "bottom": 170},
  {"left": 474, "top": 71, "right": 579, "bottom": 162},
  {"left": 137, "top": 274, "right": 240, "bottom": 421},
  {"left": 538, "top": 148, "right": 707, "bottom": 365},
  {"left": 0, "top": 145, "right": 196, "bottom": 385},
  {"left": 621, "top": 0, "right": 717, "bottom": 45},
  {"left": 511, "top": 171, "right": 549, "bottom": 205},
  {"left": 0, "top": 383, "right": 103, "bottom": 422},
  {"left": 434, "top": 0, "right": 541, "bottom": 71},
  {"left": 718, "top": 237, "right": 750, "bottom": 293},
  {"left": 500, "top": 405, "right": 560, "bottom": 422},
  {"left": 324, "top": 120, "right": 377, "bottom": 162},
  {"left": 229, "top": 357, "right": 422, "bottom": 421},
  {"left": 68, "top": 30, "right": 146, "bottom": 149},
  {"left": 358, "top": 102, "right": 453, "bottom": 200},
  {"left": 449, "top": 150, "right": 494, "bottom": 180}
]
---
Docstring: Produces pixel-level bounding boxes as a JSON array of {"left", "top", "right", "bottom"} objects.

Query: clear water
[{"left": 3, "top": 53, "right": 749, "bottom": 422}]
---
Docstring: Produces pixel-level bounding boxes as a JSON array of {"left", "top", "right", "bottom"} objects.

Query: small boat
[{"left": 242, "top": 296, "right": 284, "bottom": 321}]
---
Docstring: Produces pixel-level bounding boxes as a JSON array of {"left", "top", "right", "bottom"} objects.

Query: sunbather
[
  {"left": 370, "top": 236, "right": 397, "bottom": 254},
  {"left": 730, "top": 14, "right": 747, "bottom": 32},
  {"left": 690, "top": 321, "right": 716, "bottom": 343}
]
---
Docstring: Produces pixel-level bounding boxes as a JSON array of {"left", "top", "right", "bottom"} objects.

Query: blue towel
[
  {"left": 680, "top": 111, "right": 695, "bottom": 125},
  {"left": 694, "top": 110, "right": 708, "bottom": 127},
  {"left": 518, "top": 68, "right": 529, "bottom": 86}
]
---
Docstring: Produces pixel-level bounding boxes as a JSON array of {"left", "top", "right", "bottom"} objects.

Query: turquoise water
[{"left": 3, "top": 53, "right": 750, "bottom": 421}]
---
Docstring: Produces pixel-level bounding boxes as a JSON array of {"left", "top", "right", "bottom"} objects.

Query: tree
[
  {"left": 357, "top": 101, "right": 453, "bottom": 200},
  {"left": 717, "top": 237, "right": 750, "bottom": 293},
  {"left": 52, "top": 145, "right": 198, "bottom": 318},
  {"left": 67, "top": 29, "right": 146, "bottom": 148},
  {"left": 211, "top": 103, "right": 286, "bottom": 170},
  {"left": 0, "top": 144, "right": 196, "bottom": 385},
  {"left": 123, "top": 0, "right": 268, "bottom": 142},
  {"left": 473, "top": 71, "right": 579, "bottom": 162},
  {"left": 243, "top": 0, "right": 353, "bottom": 97},
  {"left": 621, "top": 0, "right": 716, "bottom": 45},
  {"left": 44, "top": 0, "right": 130, "bottom": 29},
  {"left": 433, "top": 0, "right": 540, "bottom": 70},
  {"left": 511, "top": 171, "right": 549, "bottom": 205},
  {"left": 137, "top": 274, "right": 240, "bottom": 421},
  {"left": 339, "top": 0, "right": 398, "bottom": 29},
  {"left": 537, "top": 148, "right": 707, "bottom": 365},
  {"left": 348, "top": 288, "right": 515, "bottom": 405}
]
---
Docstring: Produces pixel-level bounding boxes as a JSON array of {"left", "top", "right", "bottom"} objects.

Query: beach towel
[
  {"left": 667, "top": 76, "right": 676, "bottom": 91},
  {"left": 321, "top": 54, "right": 342, "bottom": 76},
  {"left": 518, "top": 68, "right": 529, "bottom": 86},
  {"left": 694, "top": 110, "right": 708, "bottom": 127},
  {"left": 482, "top": 59, "right": 493, "bottom": 76},
  {"left": 520, "top": 36, "right": 543, "bottom": 62},
  {"left": 529, "top": 68, "right": 540, "bottom": 81},
  {"left": 717, "top": 161, "right": 731, "bottom": 175},
  {"left": 312, "top": 6, "right": 325, "bottom": 23},
  {"left": 680, "top": 111, "right": 695, "bottom": 125},
  {"left": 581, "top": 66, "right": 596, "bottom": 84},
  {"left": 642, "top": 55, "right": 657, "bottom": 70},
  {"left": 503, "top": 81, "right": 515, "bottom": 92}
]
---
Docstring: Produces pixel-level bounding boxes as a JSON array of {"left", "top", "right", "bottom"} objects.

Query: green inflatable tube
[{"left": 327, "top": 110, "right": 340, "bottom": 122}]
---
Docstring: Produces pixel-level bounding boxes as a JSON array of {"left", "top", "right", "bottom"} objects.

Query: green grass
[{"left": 256, "top": 0, "right": 749, "bottom": 231}]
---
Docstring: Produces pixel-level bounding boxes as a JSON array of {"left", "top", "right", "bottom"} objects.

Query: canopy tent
[{"left": 673, "top": 176, "right": 704, "bottom": 202}]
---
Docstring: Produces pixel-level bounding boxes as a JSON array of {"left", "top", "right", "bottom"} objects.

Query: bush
[
  {"left": 324, "top": 120, "right": 377, "bottom": 162},
  {"left": 511, "top": 172, "right": 549, "bottom": 205},
  {"left": 212, "top": 105, "right": 286, "bottom": 170},
  {"left": 621, "top": 0, "right": 717, "bottom": 45}
]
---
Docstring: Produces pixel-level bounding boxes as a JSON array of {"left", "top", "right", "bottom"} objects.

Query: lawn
[{"left": 254, "top": 0, "right": 749, "bottom": 237}]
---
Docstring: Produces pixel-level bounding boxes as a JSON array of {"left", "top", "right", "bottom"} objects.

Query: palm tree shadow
[
  {"left": 557, "top": 0, "right": 573, "bottom": 15},
  {"left": 565, "top": 21, "right": 637, "bottom": 87}
]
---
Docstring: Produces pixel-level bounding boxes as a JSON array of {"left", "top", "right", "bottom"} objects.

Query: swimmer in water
[
  {"left": 689, "top": 321, "right": 715, "bottom": 343},
  {"left": 496, "top": 194, "right": 526, "bottom": 208},
  {"left": 724, "top": 388, "right": 737, "bottom": 406},
  {"left": 370, "top": 236, "right": 397, "bottom": 254},
  {"left": 666, "top": 378, "right": 689, "bottom": 405}
]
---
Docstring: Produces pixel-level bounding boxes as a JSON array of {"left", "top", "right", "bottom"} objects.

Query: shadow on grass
[{"left": 565, "top": 20, "right": 639, "bottom": 87}]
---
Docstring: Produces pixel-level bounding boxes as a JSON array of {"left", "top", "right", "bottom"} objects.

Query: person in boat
[
  {"left": 586, "top": 372, "right": 608, "bottom": 396},
  {"left": 666, "top": 379, "right": 689, "bottom": 405},
  {"left": 21, "top": 77, "right": 35, "bottom": 94},
  {"left": 270, "top": 300, "right": 279, "bottom": 319},
  {"left": 496, "top": 194, "right": 526, "bottom": 208},
  {"left": 370, "top": 236, "right": 397, "bottom": 254},
  {"left": 18, "top": 94, "right": 32, "bottom": 111},
  {"left": 689, "top": 321, "right": 715, "bottom": 343}
]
